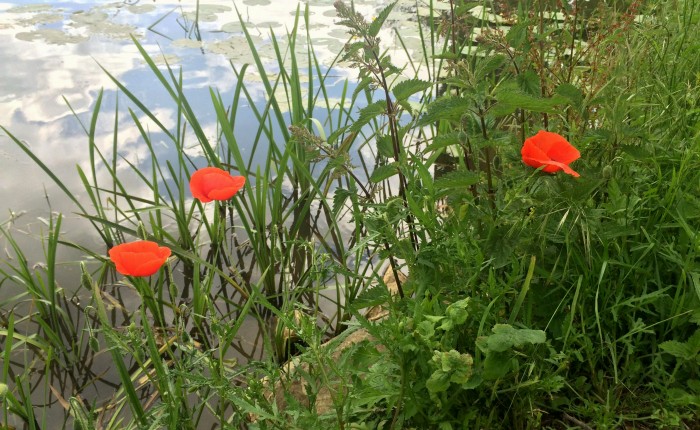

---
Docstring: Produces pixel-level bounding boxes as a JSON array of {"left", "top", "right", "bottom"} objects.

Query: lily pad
[
  {"left": 221, "top": 21, "right": 243, "bottom": 33},
  {"left": 71, "top": 10, "right": 108, "bottom": 26},
  {"left": 127, "top": 4, "right": 157, "bottom": 14},
  {"left": 15, "top": 28, "right": 88, "bottom": 44},
  {"left": 243, "top": 0, "right": 272, "bottom": 5},
  {"left": 172, "top": 38, "right": 203, "bottom": 49},
  {"left": 19, "top": 13, "right": 63, "bottom": 26},
  {"left": 7, "top": 4, "right": 54, "bottom": 13}
]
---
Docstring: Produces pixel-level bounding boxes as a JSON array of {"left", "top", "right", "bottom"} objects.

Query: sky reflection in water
[{"left": 0, "top": 0, "right": 421, "bottom": 268}]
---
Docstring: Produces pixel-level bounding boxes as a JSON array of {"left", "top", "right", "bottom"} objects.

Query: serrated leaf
[
  {"left": 475, "top": 54, "right": 507, "bottom": 80},
  {"left": 423, "top": 131, "right": 463, "bottom": 153},
  {"left": 352, "top": 285, "right": 390, "bottom": 310},
  {"left": 352, "top": 75, "right": 374, "bottom": 99},
  {"left": 370, "top": 162, "right": 399, "bottom": 183},
  {"left": 556, "top": 83, "right": 584, "bottom": 108},
  {"left": 491, "top": 83, "right": 566, "bottom": 116},
  {"left": 517, "top": 69, "right": 541, "bottom": 95},
  {"left": 376, "top": 134, "right": 395, "bottom": 158},
  {"left": 660, "top": 341, "right": 694, "bottom": 360},
  {"left": 342, "top": 40, "right": 366, "bottom": 62},
  {"left": 506, "top": 22, "right": 528, "bottom": 48},
  {"left": 434, "top": 170, "right": 480, "bottom": 196},
  {"left": 369, "top": 1, "right": 397, "bottom": 37},
  {"left": 332, "top": 188, "right": 353, "bottom": 216},
  {"left": 392, "top": 78, "right": 433, "bottom": 102},
  {"left": 620, "top": 144, "right": 651, "bottom": 160},
  {"left": 417, "top": 95, "right": 472, "bottom": 126},
  {"left": 350, "top": 100, "right": 387, "bottom": 133},
  {"left": 660, "top": 330, "right": 700, "bottom": 360}
]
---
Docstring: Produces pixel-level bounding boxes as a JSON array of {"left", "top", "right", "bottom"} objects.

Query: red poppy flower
[
  {"left": 521, "top": 130, "right": 580, "bottom": 177},
  {"left": 189, "top": 167, "right": 246, "bottom": 203},
  {"left": 108, "top": 240, "right": 171, "bottom": 277}
]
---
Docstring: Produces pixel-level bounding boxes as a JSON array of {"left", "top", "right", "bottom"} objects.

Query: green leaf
[
  {"left": 445, "top": 298, "right": 470, "bottom": 326},
  {"left": 475, "top": 54, "right": 507, "bottom": 80},
  {"left": 332, "top": 188, "right": 353, "bottom": 216},
  {"left": 434, "top": 170, "right": 480, "bottom": 197},
  {"left": 352, "top": 75, "right": 374, "bottom": 99},
  {"left": 427, "top": 350, "right": 474, "bottom": 393},
  {"left": 392, "top": 78, "right": 433, "bottom": 102},
  {"left": 417, "top": 95, "right": 473, "bottom": 126},
  {"left": 70, "top": 397, "right": 94, "bottom": 430},
  {"left": 482, "top": 351, "right": 512, "bottom": 380},
  {"left": 369, "top": 1, "right": 397, "bottom": 37},
  {"left": 416, "top": 319, "right": 436, "bottom": 341},
  {"left": 423, "top": 131, "right": 464, "bottom": 153},
  {"left": 376, "top": 134, "right": 395, "bottom": 158},
  {"left": 506, "top": 22, "right": 529, "bottom": 49},
  {"left": 370, "top": 162, "right": 399, "bottom": 183},
  {"left": 517, "top": 69, "right": 541, "bottom": 96},
  {"left": 351, "top": 285, "right": 390, "bottom": 310},
  {"left": 426, "top": 369, "right": 451, "bottom": 394},
  {"left": 350, "top": 100, "right": 387, "bottom": 133},
  {"left": 555, "top": 83, "right": 584, "bottom": 108},
  {"left": 342, "top": 41, "right": 366, "bottom": 62},
  {"left": 660, "top": 341, "right": 694, "bottom": 360},
  {"left": 477, "top": 324, "right": 546, "bottom": 353},
  {"left": 660, "top": 330, "right": 700, "bottom": 361},
  {"left": 491, "top": 81, "right": 566, "bottom": 116}
]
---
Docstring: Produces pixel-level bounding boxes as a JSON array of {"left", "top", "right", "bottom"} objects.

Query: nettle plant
[
  {"left": 328, "top": 0, "right": 590, "bottom": 427},
  {"left": 325, "top": 0, "right": 699, "bottom": 428}
]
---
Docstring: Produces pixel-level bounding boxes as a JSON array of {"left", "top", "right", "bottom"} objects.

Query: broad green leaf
[
  {"left": 350, "top": 100, "right": 387, "bottom": 133},
  {"left": 482, "top": 351, "right": 511, "bottom": 380},
  {"left": 556, "top": 83, "right": 584, "bottom": 108},
  {"left": 475, "top": 54, "right": 507, "bottom": 80},
  {"left": 370, "top": 162, "right": 399, "bottom": 183},
  {"left": 659, "top": 340, "right": 694, "bottom": 360},
  {"left": 491, "top": 83, "right": 566, "bottom": 116},
  {"left": 426, "top": 369, "right": 451, "bottom": 394},
  {"left": 351, "top": 285, "right": 390, "bottom": 310},
  {"left": 376, "top": 134, "right": 396, "bottom": 158},
  {"left": 417, "top": 95, "right": 473, "bottom": 126},
  {"left": 434, "top": 170, "right": 480, "bottom": 195},
  {"left": 506, "top": 22, "right": 529, "bottom": 49},
  {"left": 392, "top": 78, "right": 433, "bottom": 102},
  {"left": 369, "top": 1, "right": 397, "bottom": 37},
  {"left": 477, "top": 324, "right": 546, "bottom": 353},
  {"left": 332, "top": 188, "right": 353, "bottom": 216},
  {"left": 423, "top": 131, "right": 464, "bottom": 153},
  {"left": 517, "top": 69, "right": 541, "bottom": 95}
]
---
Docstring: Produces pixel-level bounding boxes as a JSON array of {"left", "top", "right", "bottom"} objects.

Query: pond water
[
  {"left": 0, "top": 0, "right": 439, "bottom": 280},
  {"left": 0, "top": 1, "right": 435, "bottom": 426}
]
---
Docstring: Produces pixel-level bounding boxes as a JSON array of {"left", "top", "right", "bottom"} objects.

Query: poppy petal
[
  {"left": 108, "top": 241, "right": 171, "bottom": 277},
  {"left": 540, "top": 159, "right": 581, "bottom": 177},
  {"left": 190, "top": 167, "right": 245, "bottom": 202}
]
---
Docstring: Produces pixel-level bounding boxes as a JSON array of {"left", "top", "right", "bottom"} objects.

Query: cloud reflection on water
[{"left": 0, "top": 0, "right": 421, "bottom": 272}]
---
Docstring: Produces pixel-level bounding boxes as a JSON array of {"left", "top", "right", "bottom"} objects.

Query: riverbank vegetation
[{"left": 1, "top": 0, "right": 699, "bottom": 428}]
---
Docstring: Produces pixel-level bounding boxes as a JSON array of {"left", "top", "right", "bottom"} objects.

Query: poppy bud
[{"left": 602, "top": 165, "right": 613, "bottom": 179}]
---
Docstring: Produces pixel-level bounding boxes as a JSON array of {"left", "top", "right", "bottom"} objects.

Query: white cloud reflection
[{"left": 0, "top": 0, "right": 431, "bottom": 264}]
